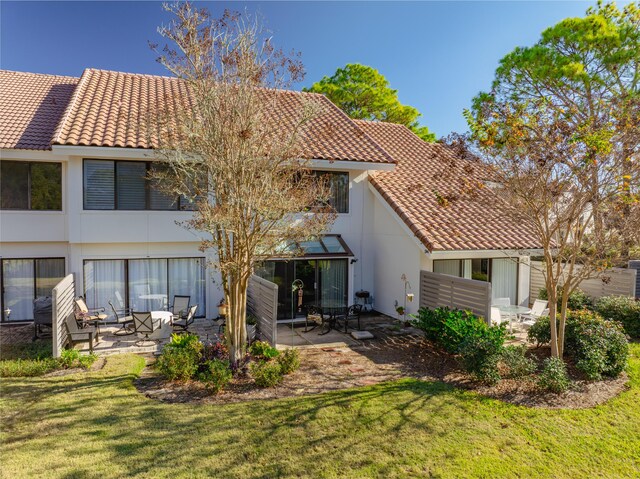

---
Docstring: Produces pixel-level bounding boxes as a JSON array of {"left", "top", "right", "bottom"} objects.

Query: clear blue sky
[{"left": 0, "top": 1, "right": 619, "bottom": 136}]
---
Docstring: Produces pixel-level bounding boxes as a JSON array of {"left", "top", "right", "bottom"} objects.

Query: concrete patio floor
[{"left": 1, "top": 313, "right": 529, "bottom": 356}]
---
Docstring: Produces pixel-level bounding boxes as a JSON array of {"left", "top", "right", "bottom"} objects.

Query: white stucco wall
[
  {"left": 1, "top": 148, "right": 383, "bottom": 320},
  {"left": 369, "top": 187, "right": 426, "bottom": 318}
]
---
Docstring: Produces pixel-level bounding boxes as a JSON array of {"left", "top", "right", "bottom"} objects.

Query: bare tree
[{"left": 147, "top": 3, "right": 336, "bottom": 363}]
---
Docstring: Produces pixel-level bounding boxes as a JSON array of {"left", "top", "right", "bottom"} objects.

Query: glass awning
[{"left": 277, "top": 235, "right": 353, "bottom": 258}]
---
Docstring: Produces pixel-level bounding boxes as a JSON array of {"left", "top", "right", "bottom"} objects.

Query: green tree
[
  {"left": 304, "top": 63, "right": 436, "bottom": 142},
  {"left": 465, "top": 1, "right": 640, "bottom": 359}
]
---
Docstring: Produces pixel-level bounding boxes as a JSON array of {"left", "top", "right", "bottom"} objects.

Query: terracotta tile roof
[
  {"left": 0, "top": 70, "right": 79, "bottom": 150},
  {"left": 52, "top": 68, "right": 394, "bottom": 164},
  {"left": 358, "top": 120, "right": 542, "bottom": 252}
]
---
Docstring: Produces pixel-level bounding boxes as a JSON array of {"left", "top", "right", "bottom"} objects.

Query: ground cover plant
[
  {"left": 0, "top": 340, "right": 96, "bottom": 378},
  {"left": 1, "top": 345, "right": 638, "bottom": 478}
]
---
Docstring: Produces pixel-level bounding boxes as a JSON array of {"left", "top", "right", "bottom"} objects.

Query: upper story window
[
  {"left": 83, "top": 160, "right": 195, "bottom": 211},
  {"left": 0, "top": 161, "right": 62, "bottom": 211},
  {"left": 314, "top": 171, "right": 349, "bottom": 214}
]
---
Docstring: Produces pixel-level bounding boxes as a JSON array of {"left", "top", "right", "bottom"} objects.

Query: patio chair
[
  {"left": 132, "top": 312, "right": 161, "bottom": 346},
  {"left": 74, "top": 297, "right": 107, "bottom": 335},
  {"left": 337, "top": 304, "right": 363, "bottom": 333},
  {"left": 490, "top": 307, "right": 503, "bottom": 326},
  {"left": 169, "top": 295, "right": 190, "bottom": 321},
  {"left": 520, "top": 299, "right": 548, "bottom": 321},
  {"left": 304, "top": 305, "right": 324, "bottom": 333},
  {"left": 64, "top": 314, "right": 98, "bottom": 353},
  {"left": 108, "top": 300, "right": 135, "bottom": 336},
  {"left": 173, "top": 305, "right": 198, "bottom": 332}
]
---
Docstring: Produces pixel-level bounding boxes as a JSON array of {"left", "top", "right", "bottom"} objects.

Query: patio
[{"left": 1, "top": 311, "right": 529, "bottom": 357}]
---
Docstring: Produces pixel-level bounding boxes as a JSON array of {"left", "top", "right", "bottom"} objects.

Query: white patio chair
[
  {"left": 520, "top": 299, "right": 548, "bottom": 321},
  {"left": 490, "top": 307, "right": 503, "bottom": 326}
]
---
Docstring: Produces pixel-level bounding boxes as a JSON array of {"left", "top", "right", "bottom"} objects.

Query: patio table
[
  {"left": 313, "top": 301, "right": 347, "bottom": 336},
  {"left": 496, "top": 305, "right": 531, "bottom": 332}
]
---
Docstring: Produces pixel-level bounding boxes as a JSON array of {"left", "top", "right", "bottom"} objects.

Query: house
[{"left": 0, "top": 68, "right": 540, "bottom": 326}]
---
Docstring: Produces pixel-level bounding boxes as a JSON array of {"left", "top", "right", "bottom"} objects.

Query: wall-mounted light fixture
[{"left": 350, "top": 258, "right": 358, "bottom": 264}]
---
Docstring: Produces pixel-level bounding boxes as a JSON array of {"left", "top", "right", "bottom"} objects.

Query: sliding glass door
[
  {"left": 256, "top": 258, "right": 348, "bottom": 320},
  {"left": 491, "top": 258, "right": 518, "bottom": 305},
  {"left": 1, "top": 258, "right": 65, "bottom": 321},
  {"left": 84, "top": 258, "right": 206, "bottom": 318}
]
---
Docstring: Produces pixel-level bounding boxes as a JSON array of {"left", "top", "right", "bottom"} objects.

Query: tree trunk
[{"left": 226, "top": 276, "right": 248, "bottom": 366}]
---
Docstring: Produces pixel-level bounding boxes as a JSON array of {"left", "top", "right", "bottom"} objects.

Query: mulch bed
[
  {"left": 134, "top": 331, "right": 630, "bottom": 409},
  {"left": 43, "top": 356, "right": 107, "bottom": 377}
]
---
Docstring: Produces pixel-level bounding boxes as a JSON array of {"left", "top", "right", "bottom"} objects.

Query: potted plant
[
  {"left": 246, "top": 314, "right": 258, "bottom": 343},
  {"left": 395, "top": 305, "right": 405, "bottom": 317}
]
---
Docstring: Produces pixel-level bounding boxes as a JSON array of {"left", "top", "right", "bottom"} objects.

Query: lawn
[{"left": 1, "top": 346, "right": 639, "bottom": 479}]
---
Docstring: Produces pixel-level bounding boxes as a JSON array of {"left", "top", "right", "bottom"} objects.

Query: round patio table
[
  {"left": 496, "top": 305, "right": 531, "bottom": 332},
  {"left": 496, "top": 305, "right": 531, "bottom": 317}
]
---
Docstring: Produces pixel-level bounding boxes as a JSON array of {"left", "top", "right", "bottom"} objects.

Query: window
[
  {"left": 83, "top": 258, "right": 206, "bottom": 319},
  {"left": 1, "top": 258, "right": 65, "bottom": 321},
  {"left": 314, "top": 171, "right": 349, "bottom": 214},
  {"left": 83, "top": 159, "right": 194, "bottom": 211},
  {"left": 1, "top": 161, "right": 62, "bottom": 210}
]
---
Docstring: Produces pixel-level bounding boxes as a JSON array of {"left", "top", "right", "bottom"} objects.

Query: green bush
[
  {"left": 0, "top": 347, "right": 96, "bottom": 378},
  {"left": 198, "top": 359, "right": 232, "bottom": 393},
  {"left": 537, "top": 357, "right": 571, "bottom": 393},
  {"left": 0, "top": 358, "right": 59, "bottom": 377},
  {"left": 539, "top": 287, "right": 593, "bottom": 311},
  {"left": 156, "top": 334, "right": 203, "bottom": 381},
  {"left": 457, "top": 334, "right": 503, "bottom": 384},
  {"left": 501, "top": 345, "right": 537, "bottom": 378},
  {"left": 565, "top": 310, "right": 629, "bottom": 380},
  {"left": 59, "top": 348, "right": 97, "bottom": 369},
  {"left": 595, "top": 295, "right": 640, "bottom": 338},
  {"left": 277, "top": 349, "right": 300, "bottom": 375},
  {"left": 526, "top": 309, "right": 629, "bottom": 380},
  {"left": 249, "top": 340, "right": 280, "bottom": 360},
  {"left": 412, "top": 307, "right": 505, "bottom": 354},
  {"left": 527, "top": 316, "right": 552, "bottom": 346},
  {"left": 156, "top": 347, "right": 200, "bottom": 381},
  {"left": 250, "top": 360, "right": 284, "bottom": 388}
]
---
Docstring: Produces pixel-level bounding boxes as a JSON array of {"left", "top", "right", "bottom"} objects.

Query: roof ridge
[
  {"left": 0, "top": 69, "right": 79, "bottom": 81},
  {"left": 51, "top": 68, "right": 90, "bottom": 145},
  {"left": 315, "top": 99, "right": 397, "bottom": 164},
  {"left": 81, "top": 68, "right": 329, "bottom": 99}
]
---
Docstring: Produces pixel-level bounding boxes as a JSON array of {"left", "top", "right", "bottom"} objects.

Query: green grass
[{"left": 1, "top": 346, "right": 639, "bottom": 478}]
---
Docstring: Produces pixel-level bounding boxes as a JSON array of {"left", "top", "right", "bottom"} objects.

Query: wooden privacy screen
[
  {"left": 247, "top": 275, "right": 279, "bottom": 346},
  {"left": 419, "top": 270, "right": 492, "bottom": 321}
]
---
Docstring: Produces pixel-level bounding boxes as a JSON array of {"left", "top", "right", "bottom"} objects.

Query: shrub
[
  {"left": 538, "top": 287, "right": 593, "bottom": 311},
  {"left": 0, "top": 358, "right": 59, "bottom": 377},
  {"left": 198, "top": 359, "right": 232, "bottom": 393},
  {"left": 595, "top": 295, "right": 640, "bottom": 338},
  {"left": 527, "top": 316, "right": 552, "bottom": 346},
  {"left": 250, "top": 359, "right": 284, "bottom": 388},
  {"left": 501, "top": 345, "right": 537, "bottom": 378},
  {"left": 565, "top": 310, "right": 629, "bottom": 380},
  {"left": 537, "top": 357, "right": 571, "bottom": 393},
  {"left": 156, "top": 334, "right": 203, "bottom": 381},
  {"left": 277, "top": 349, "right": 300, "bottom": 375},
  {"left": 457, "top": 333, "right": 503, "bottom": 384},
  {"left": 59, "top": 349, "right": 97, "bottom": 369},
  {"left": 412, "top": 307, "right": 505, "bottom": 354},
  {"left": 526, "top": 309, "right": 629, "bottom": 380},
  {"left": 249, "top": 340, "right": 280, "bottom": 360},
  {"left": 156, "top": 347, "right": 200, "bottom": 381}
]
